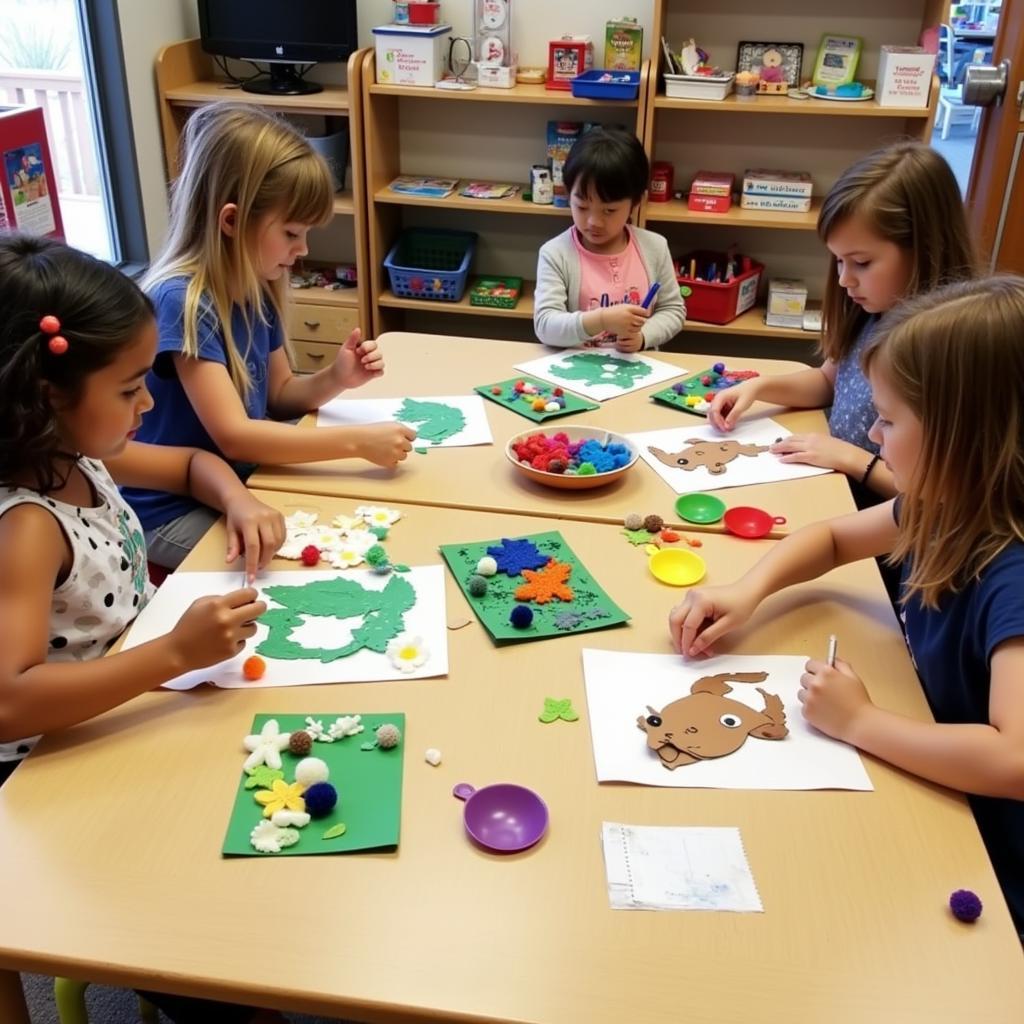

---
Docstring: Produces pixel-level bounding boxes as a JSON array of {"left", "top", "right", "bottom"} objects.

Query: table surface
[
  {"left": 248, "top": 334, "right": 854, "bottom": 536},
  {"left": 2, "top": 489, "right": 1022, "bottom": 1024}
]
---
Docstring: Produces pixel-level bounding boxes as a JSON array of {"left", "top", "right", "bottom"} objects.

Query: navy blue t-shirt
[
  {"left": 123, "top": 277, "right": 283, "bottom": 532},
  {"left": 898, "top": 506, "right": 1024, "bottom": 929}
]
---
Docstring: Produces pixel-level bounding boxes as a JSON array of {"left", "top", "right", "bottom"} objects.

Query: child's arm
[
  {"left": 799, "top": 638, "right": 1024, "bottom": 799},
  {"left": 0, "top": 505, "right": 265, "bottom": 742},
  {"left": 174, "top": 355, "right": 415, "bottom": 468},
  {"left": 669, "top": 501, "right": 899, "bottom": 657},
  {"left": 709, "top": 364, "right": 837, "bottom": 431},
  {"left": 266, "top": 330, "right": 384, "bottom": 420},
  {"left": 106, "top": 443, "right": 285, "bottom": 582},
  {"left": 533, "top": 243, "right": 591, "bottom": 347},
  {"left": 770, "top": 435, "right": 898, "bottom": 497}
]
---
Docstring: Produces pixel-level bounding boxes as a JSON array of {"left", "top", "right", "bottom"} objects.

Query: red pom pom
[
  {"left": 491, "top": 385, "right": 503, "bottom": 394},
  {"left": 660, "top": 530, "right": 680, "bottom": 543},
  {"left": 47, "top": 335, "right": 68, "bottom": 355},
  {"left": 300, "top": 544, "right": 321, "bottom": 566},
  {"left": 553, "top": 387, "right": 564, "bottom": 397},
  {"left": 39, "top": 315, "right": 61, "bottom": 334}
]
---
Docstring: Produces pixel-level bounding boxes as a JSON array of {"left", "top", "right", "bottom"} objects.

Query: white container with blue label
[{"left": 373, "top": 23, "right": 452, "bottom": 87}]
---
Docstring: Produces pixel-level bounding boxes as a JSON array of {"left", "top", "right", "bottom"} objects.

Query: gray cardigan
[{"left": 533, "top": 226, "right": 686, "bottom": 349}]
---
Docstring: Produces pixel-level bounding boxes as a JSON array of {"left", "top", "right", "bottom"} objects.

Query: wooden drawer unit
[
  {"left": 287, "top": 300, "right": 360, "bottom": 343},
  {"left": 289, "top": 339, "right": 338, "bottom": 373}
]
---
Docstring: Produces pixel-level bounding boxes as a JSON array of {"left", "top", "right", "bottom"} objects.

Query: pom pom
[
  {"left": 643, "top": 514, "right": 664, "bottom": 534},
  {"left": 365, "top": 544, "right": 389, "bottom": 567},
  {"left": 577, "top": 463, "right": 596, "bottom": 476},
  {"left": 467, "top": 574, "right": 488, "bottom": 597},
  {"left": 288, "top": 730, "right": 313, "bottom": 756},
  {"left": 294, "top": 756, "right": 330, "bottom": 787},
  {"left": 476, "top": 555, "right": 498, "bottom": 577},
  {"left": 424, "top": 747, "right": 442, "bottom": 766},
  {"left": 660, "top": 530, "right": 680, "bottom": 543},
  {"left": 553, "top": 387, "right": 564, "bottom": 397},
  {"left": 300, "top": 544, "right": 321, "bottom": 566},
  {"left": 547, "top": 458, "right": 567, "bottom": 474},
  {"left": 532, "top": 398, "right": 547, "bottom": 412},
  {"left": 491, "top": 385, "right": 503, "bottom": 394},
  {"left": 949, "top": 889, "right": 983, "bottom": 923},
  {"left": 544, "top": 401, "right": 560, "bottom": 413},
  {"left": 242, "top": 655, "right": 266, "bottom": 681},
  {"left": 375, "top": 723, "right": 402, "bottom": 749},
  {"left": 624, "top": 512, "right": 643, "bottom": 531},
  {"left": 303, "top": 781, "right": 338, "bottom": 818},
  {"left": 713, "top": 361, "right": 726, "bottom": 373},
  {"left": 372, "top": 562, "right": 393, "bottom": 575},
  {"left": 509, "top": 604, "right": 534, "bottom": 629}
]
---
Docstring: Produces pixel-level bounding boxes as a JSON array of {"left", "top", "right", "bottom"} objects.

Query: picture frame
[
  {"left": 811, "top": 34, "right": 863, "bottom": 87},
  {"left": 735, "top": 41, "right": 803, "bottom": 88}
]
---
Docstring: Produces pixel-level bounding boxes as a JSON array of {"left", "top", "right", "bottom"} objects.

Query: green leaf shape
[
  {"left": 392, "top": 564, "right": 410, "bottom": 573},
  {"left": 244, "top": 766, "right": 284, "bottom": 790},
  {"left": 546, "top": 352, "right": 653, "bottom": 389},
  {"left": 256, "top": 574, "right": 416, "bottom": 663},
  {"left": 322, "top": 823, "right": 347, "bottom": 840},
  {"left": 360, "top": 741, "right": 377, "bottom": 751},
  {"left": 621, "top": 528, "right": 654, "bottom": 546},
  {"left": 396, "top": 398, "right": 466, "bottom": 445},
  {"left": 539, "top": 697, "right": 579, "bottom": 723}
]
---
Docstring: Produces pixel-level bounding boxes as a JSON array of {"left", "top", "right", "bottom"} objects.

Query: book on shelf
[
  {"left": 459, "top": 181, "right": 520, "bottom": 200},
  {"left": 388, "top": 175, "right": 458, "bottom": 198}
]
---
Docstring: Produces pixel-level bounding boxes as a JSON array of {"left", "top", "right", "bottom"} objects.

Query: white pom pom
[
  {"left": 424, "top": 748, "right": 442, "bottom": 766},
  {"left": 476, "top": 556, "right": 498, "bottom": 577},
  {"left": 294, "top": 756, "right": 330, "bottom": 787}
]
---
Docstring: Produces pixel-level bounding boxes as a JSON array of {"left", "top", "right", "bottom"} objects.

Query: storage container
[
  {"left": 570, "top": 69, "right": 640, "bottom": 101},
  {"left": 407, "top": 1, "right": 440, "bottom": 25},
  {"left": 663, "top": 73, "right": 735, "bottom": 100},
  {"left": 676, "top": 250, "right": 763, "bottom": 325},
  {"left": 373, "top": 23, "right": 451, "bottom": 87},
  {"left": 383, "top": 228, "right": 477, "bottom": 302}
]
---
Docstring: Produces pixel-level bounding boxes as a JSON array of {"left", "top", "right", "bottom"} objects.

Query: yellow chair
[{"left": 54, "top": 977, "right": 158, "bottom": 1024}]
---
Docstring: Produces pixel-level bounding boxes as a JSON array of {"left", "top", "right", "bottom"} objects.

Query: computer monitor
[{"left": 198, "top": 0, "right": 358, "bottom": 96}]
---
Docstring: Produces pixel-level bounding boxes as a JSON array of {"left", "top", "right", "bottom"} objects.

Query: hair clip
[{"left": 39, "top": 314, "right": 68, "bottom": 355}]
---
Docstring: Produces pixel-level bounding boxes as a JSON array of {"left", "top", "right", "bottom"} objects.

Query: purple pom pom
[
  {"left": 949, "top": 888, "right": 983, "bottom": 923},
  {"left": 509, "top": 604, "right": 534, "bottom": 629},
  {"left": 304, "top": 782, "right": 338, "bottom": 818}
]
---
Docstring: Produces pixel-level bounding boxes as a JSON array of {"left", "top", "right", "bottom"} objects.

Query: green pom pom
[
  {"left": 370, "top": 526, "right": 389, "bottom": 540},
  {"left": 365, "top": 544, "right": 389, "bottom": 567},
  {"left": 577, "top": 462, "right": 597, "bottom": 476},
  {"left": 467, "top": 574, "right": 488, "bottom": 597}
]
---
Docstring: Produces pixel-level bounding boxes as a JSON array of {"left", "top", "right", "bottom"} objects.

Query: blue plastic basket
[
  {"left": 382, "top": 228, "right": 478, "bottom": 302},
  {"left": 570, "top": 70, "right": 641, "bottom": 101}
]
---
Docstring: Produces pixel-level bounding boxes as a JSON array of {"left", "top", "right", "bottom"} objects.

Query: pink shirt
[{"left": 572, "top": 226, "right": 650, "bottom": 347}]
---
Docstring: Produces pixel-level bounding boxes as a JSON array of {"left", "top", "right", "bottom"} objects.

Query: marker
[
  {"left": 640, "top": 281, "right": 661, "bottom": 309},
  {"left": 600, "top": 293, "right": 610, "bottom": 308},
  {"left": 689, "top": 257, "right": 697, "bottom": 279},
  {"left": 827, "top": 634, "right": 838, "bottom": 667}
]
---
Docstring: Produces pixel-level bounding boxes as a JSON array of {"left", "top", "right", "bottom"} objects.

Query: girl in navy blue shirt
[{"left": 671, "top": 277, "right": 1024, "bottom": 930}]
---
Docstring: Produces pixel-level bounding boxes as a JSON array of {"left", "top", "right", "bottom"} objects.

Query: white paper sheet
[
  {"left": 583, "top": 651, "right": 873, "bottom": 790},
  {"left": 513, "top": 349, "right": 685, "bottom": 401},
  {"left": 602, "top": 823, "right": 763, "bottom": 911},
  {"left": 121, "top": 568, "right": 448, "bottom": 689},
  {"left": 628, "top": 416, "right": 832, "bottom": 495},
  {"left": 316, "top": 395, "right": 493, "bottom": 447}
]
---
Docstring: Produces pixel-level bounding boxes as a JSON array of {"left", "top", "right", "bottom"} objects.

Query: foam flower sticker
[
  {"left": 278, "top": 535, "right": 312, "bottom": 560},
  {"left": 386, "top": 632, "right": 429, "bottom": 673},
  {"left": 330, "top": 513, "right": 365, "bottom": 532},
  {"left": 254, "top": 779, "right": 307, "bottom": 818},
  {"left": 285, "top": 510, "right": 319, "bottom": 531},
  {"left": 312, "top": 526, "right": 347, "bottom": 551},
  {"left": 343, "top": 527, "right": 379, "bottom": 554},
  {"left": 356, "top": 505, "right": 402, "bottom": 527},
  {"left": 242, "top": 718, "right": 292, "bottom": 772},
  {"left": 329, "top": 545, "right": 366, "bottom": 569},
  {"left": 250, "top": 819, "right": 301, "bottom": 854}
]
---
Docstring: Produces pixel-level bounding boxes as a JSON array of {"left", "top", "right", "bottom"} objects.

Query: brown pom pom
[
  {"left": 288, "top": 730, "right": 313, "bottom": 756},
  {"left": 643, "top": 514, "right": 664, "bottom": 534}
]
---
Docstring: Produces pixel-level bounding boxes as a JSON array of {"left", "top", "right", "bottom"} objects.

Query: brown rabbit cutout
[
  {"left": 648, "top": 438, "right": 769, "bottom": 475},
  {"left": 636, "top": 671, "right": 788, "bottom": 769}
]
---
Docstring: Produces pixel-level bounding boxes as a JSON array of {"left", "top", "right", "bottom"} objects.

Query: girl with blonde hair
[
  {"left": 671, "top": 275, "right": 1024, "bottom": 931},
  {"left": 708, "top": 141, "right": 976, "bottom": 504},
  {"left": 127, "top": 103, "right": 414, "bottom": 568}
]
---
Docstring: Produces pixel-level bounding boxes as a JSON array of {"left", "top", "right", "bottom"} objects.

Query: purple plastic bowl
[{"left": 452, "top": 782, "right": 549, "bottom": 852}]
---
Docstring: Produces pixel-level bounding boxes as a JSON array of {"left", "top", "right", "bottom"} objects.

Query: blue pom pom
[
  {"left": 713, "top": 361, "right": 725, "bottom": 374},
  {"left": 509, "top": 604, "right": 534, "bottom": 629},
  {"left": 304, "top": 781, "right": 338, "bottom": 818},
  {"left": 949, "top": 888, "right": 983, "bottom": 923}
]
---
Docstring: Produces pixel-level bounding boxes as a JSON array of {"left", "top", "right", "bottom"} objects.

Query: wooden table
[
  {"left": 249, "top": 333, "right": 854, "bottom": 535},
  {"left": 2, "top": 490, "right": 1022, "bottom": 1023}
]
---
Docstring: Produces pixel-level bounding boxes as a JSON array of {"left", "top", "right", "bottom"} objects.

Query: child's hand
[
  {"left": 352, "top": 421, "right": 416, "bottom": 467},
  {"left": 614, "top": 333, "right": 644, "bottom": 353},
  {"left": 601, "top": 303, "right": 648, "bottom": 339},
  {"left": 798, "top": 657, "right": 873, "bottom": 741},
  {"left": 170, "top": 588, "right": 267, "bottom": 671},
  {"left": 770, "top": 434, "right": 861, "bottom": 475},
  {"left": 708, "top": 381, "right": 759, "bottom": 431},
  {"left": 668, "top": 584, "right": 757, "bottom": 657},
  {"left": 224, "top": 494, "right": 286, "bottom": 583},
  {"left": 330, "top": 330, "right": 385, "bottom": 390}
]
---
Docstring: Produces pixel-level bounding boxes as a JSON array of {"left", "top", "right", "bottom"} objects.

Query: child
[
  {"left": 670, "top": 276, "right": 1024, "bottom": 932},
  {"left": 533, "top": 126, "right": 685, "bottom": 352},
  {"left": 709, "top": 142, "right": 975, "bottom": 503},
  {"left": 127, "top": 103, "right": 415, "bottom": 568}
]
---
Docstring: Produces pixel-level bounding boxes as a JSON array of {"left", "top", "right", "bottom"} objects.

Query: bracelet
[{"left": 861, "top": 453, "right": 881, "bottom": 486}]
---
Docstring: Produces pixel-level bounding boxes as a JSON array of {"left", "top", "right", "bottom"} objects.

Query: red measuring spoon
[{"left": 723, "top": 506, "right": 787, "bottom": 539}]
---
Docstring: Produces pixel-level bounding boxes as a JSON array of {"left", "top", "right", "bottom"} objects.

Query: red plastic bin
[
  {"left": 676, "top": 250, "right": 764, "bottom": 325},
  {"left": 407, "top": 2, "right": 440, "bottom": 25}
]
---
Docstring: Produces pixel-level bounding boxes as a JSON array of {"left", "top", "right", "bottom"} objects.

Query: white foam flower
[
  {"left": 356, "top": 505, "right": 402, "bottom": 527},
  {"left": 344, "top": 527, "right": 378, "bottom": 554},
  {"left": 312, "top": 526, "right": 347, "bottom": 551},
  {"left": 386, "top": 633, "right": 429, "bottom": 673},
  {"left": 329, "top": 546, "right": 365, "bottom": 569},
  {"left": 242, "top": 718, "right": 292, "bottom": 772},
  {"left": 271, "top": 809, "right": 311, "bottom": 828},
  {"left": 328, "top": 714, "right": 364, "bottom": 739},
  {"left": 285, "top": 510, "right": 319, "bottom": 531},
  {"left": 331, "top": 513, "right": 364, "bottom": 532},
  {"left": 278, "top": 536, "right": 310, "bottom": 560},
  {"left": 250, "top": 819, "right": 300, "bottom": 853}
]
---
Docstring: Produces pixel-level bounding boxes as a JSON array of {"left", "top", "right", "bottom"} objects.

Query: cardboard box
[
  {"left": 742, "top": 168, "right": 813, "bottom": 198},
  {"left": 605, "top": 18, "right": 643, "bottom": 71},
  {"left": 877, "top": 46, "right": 935, "bottom": 108},
  {"left": 0, "top": 104, "right": 64, "bottom": 239},
  {"left": 547, "top": 36, "right": 594, "bottom": 90},
  {"left": 691, "top": 170, "right": 734, "bottom": 196},
  {"left": 373, "top": 23, "right": 451, "bottom": 87},
  {"left": 767, "top": 278, "right": 808, "bottom": 317},
  {"left": 477, "top": 63, "right": 517, "bottom": 88},
  {"left": 688, "top": 193, "right": 732, "bottom": 214},
  {"left": 740, "top": 193, "right": 812, "bottom": 213}
]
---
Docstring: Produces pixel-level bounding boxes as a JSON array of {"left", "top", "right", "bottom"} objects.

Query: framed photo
[
  {"left": 811, "top": 34, "right": 862, "bottom": 87},
  {"left": 736, "top": 41, "right": 803, "bottom": 88}
]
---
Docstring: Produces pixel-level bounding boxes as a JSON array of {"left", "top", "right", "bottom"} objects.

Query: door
[{"left": 965, "top": 0, "right": 1024, "bottom": 271}]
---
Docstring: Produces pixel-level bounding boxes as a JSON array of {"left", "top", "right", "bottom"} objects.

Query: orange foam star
[{"left": 514, "top": 559, "right": 574, "bottom": 604}]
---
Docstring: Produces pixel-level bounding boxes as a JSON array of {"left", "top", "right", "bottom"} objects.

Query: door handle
[
  {"left": 963, "top": 59, "right": 1011, "bottom": 107},
  {"left": 303, "top": 319, "right": 321, "bottom": 329}
]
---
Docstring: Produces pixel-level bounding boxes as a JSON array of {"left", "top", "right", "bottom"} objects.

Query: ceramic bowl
[{"left": 504, "top": 424, "right": 638, "bottom": 490}]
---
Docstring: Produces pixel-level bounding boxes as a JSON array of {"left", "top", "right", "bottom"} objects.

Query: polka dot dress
[
  {"left": 0, "top": 459, "right": 153, "bottom": 764},
  {"left": 827, "top": 315, "right": 882, "bottom": 455}
]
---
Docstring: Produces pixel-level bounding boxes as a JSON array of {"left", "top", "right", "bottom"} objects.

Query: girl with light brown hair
[
  {"left": 708, "top": 141, "right": 976, "bottom": 504},
  {"left": 670, "top": 275, "right": 1024, "bottom": 932}
]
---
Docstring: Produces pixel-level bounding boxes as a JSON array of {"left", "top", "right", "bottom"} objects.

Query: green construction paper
[
  {"left": 360, "top": 741, "right": 377, "bottom": 751},
  {"left": 622, "top": 528, "right": 654, "bottom": 546},
  {"left": 393, "top": 564, "right": 410, "bottom": 573},
  {"left": 546, "top": 352, "right": 653, "bottom": 390},
  {"left": 244, "top": 765, "right": 284, "bottom": 790},
  {"left": 474, "top": 376, "right": 600, "bottom": 422},
  {"left": 439, "top": 531, "right": 629, "bottom": 644},
  {"left": 650, "top": 367, "right": 758, "bottom": 417},
  {"left": 395, "top": 398, "right": 466, "bottom": 445},
  {"left": 256, "top": 575, "right": 415, "bottom": 663},
  {"left": 539, "top": 697, "right": 579, "bottom": 723},
  {"left": 322, "top": 823, "right": 347, "bottom": 840},
  {"left": 224, "top": 713, "right": 404, "bottom": 857}
]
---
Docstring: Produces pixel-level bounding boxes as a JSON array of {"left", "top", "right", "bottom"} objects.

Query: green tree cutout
[
  {"left": 257, "top": 575, "right": 416, "bottom": 663},
  {"left": 395, "top": 398, "right": 466, "bottom": 445},
  {"left": 547, "top": 353, "right": 653, "bottom": 389}
]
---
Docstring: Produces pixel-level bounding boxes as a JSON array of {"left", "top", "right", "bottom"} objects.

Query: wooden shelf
[
  {"left": 368, "top": 81, "right": 639, "bottom": 107},
  {"left": 682, "top": 306, "right": 817, "bottom": 340},
  {"left": 164, "top": 80, "right": 350, "bottom": 114},
  {"left": 288, "top": 285, "right": 360, "bottom": 308},
  {"left": 645, "top": 197, "right": 821, "bottom": 231},
  {"left": 374, "top": 183, "right": 570, "bottom": 217},
  {"left": 379, "top": 281, "right": 536, "bottom": 319}
]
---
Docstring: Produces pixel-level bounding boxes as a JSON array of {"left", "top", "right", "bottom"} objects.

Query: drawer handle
[
  {"left": 303, "top": 319, "right": 321, "bottom": 329},
  {"left": 306, "top": 352, "right": 326, "bottom": 362}
]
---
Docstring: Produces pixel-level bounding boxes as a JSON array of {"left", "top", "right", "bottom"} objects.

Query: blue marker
[
  {"left": 600, "top": 293, "right": 610, "bottom": 308},
  {"left": 640, "top": 281, "right": 661, "bottom": 309}
]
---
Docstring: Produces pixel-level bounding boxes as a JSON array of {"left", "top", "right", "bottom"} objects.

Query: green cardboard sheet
[
  {"left": 223, "top": 713, "right": 404, "bottom": 857},
  {"left": 439, "top": 531, "right": 630, "bottom": 644},
  {"left": 650, "top": 367, "right": 758, "bottom": 417},
  {"left": 474, "top": 377, "right": 599, "bottom": 422}
]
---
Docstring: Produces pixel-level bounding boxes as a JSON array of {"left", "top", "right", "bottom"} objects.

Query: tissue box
[
  {"left": 373, "top": 23, "right": 451, "bottom": 87},
  {"left": 877, "top": 46, "right": 935, "bottom": 108},
  {"left": 477, "top": 63, "right": 517, "bottom": 89},
  {"left": 766, "top": 278, "right": 808, "bottom": 328}
]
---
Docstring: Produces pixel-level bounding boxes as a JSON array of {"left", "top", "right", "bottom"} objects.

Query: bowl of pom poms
[{"left": 505, "top": 424, "right": 638, "bottom": 490}]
